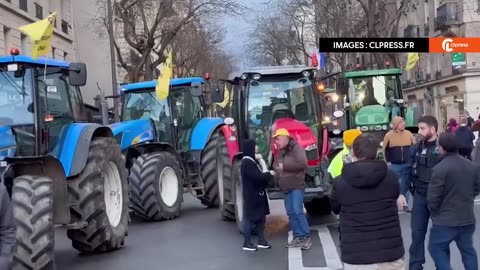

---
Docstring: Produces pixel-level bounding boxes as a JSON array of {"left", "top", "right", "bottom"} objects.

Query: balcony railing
[{"left": 434, "top": 2, "right": 460, "bottom": 31}]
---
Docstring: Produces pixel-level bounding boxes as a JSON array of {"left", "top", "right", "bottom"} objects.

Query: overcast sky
[{"left": 220, "top": 0, "right": 268, "bottom": 71}]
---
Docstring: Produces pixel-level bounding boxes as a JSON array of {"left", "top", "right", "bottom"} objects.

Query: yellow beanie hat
[{"left": 343, "top": 129, "right": 363, "bottom": 147}]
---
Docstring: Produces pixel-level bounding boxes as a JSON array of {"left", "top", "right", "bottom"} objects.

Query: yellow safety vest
[{"left": 327, "top": 145, "right": 350, "bottom": 179}]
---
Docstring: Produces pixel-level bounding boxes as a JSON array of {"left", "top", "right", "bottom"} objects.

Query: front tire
[
  {"left": 67, "top": 137, "right": 129, "bottom": 253},
  {"left": 200, "top": 130, "right": 235, "bottom": 221},
  {"left": 12, "top": 175, "right": 55, "bottom": 270},
  {"left": 129, "top": 152, "right": 183, "bottom": 221},
  {"left": 232, "top": 161, "right": 245, "bottom": 233}
]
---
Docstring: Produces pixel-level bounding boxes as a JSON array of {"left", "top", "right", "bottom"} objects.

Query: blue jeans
[
  {"left": 243, "top": 218, "right": 266, "bottom": 244},
  {"left": 284, "top": 189, "right": 310, "bottom": 239},
  {"left": 429, "top": 224, "right": 478, "bottom": 270},
  {"left": 409, "top": 192, "right": 430, "bottom": 270},
  {"left": 390, "top": 163, "right": 411, "bottom": 204}
]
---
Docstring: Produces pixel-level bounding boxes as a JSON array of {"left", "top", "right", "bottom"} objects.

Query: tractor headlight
[
  {"left": 383, "top": 125, "right": 388, "bottom": 130},
  {"left": 360, "top": 126, "right": 369, "bottom": 131},
  {"left": 302, "top": 70, "right": 310, "bottom": 77},
  {"left": 305, "top": 143, "right": 318, "bottom": 151},
  {"left": 374, "top": 125, "right": 382, "bottom": 131},
  {"left": 240, "top": 74, "right": 248, "bottom": 80},
  {"left": 252, "top": 73, "right": 261, "bottom": 80}
]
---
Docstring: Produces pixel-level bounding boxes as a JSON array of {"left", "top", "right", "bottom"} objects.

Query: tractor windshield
[
  {"left": 0, "top": 69, "right": 34, "bottom": 126},
  {"left": 347, "top": 75, "right": 402, "bottom": 124},
  {"left": 122, "top": 90, "right": 173, "bottom": 143},
  {"left": 246, "top": 75, "right": 318, "bottom": 156}
]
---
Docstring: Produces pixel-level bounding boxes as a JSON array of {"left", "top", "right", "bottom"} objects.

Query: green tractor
[{"left": 330, "top": 68, "right": 421, "bottom": 158}]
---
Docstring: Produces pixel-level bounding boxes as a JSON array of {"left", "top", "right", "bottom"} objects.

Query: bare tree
[{"left": 96, "top": 0, "right": 244, "bottom": 82}]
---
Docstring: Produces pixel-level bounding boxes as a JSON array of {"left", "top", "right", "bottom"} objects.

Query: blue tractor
[
  {"left": 113, "top": 78, "right": 233, "bottom": 220},
  {"left": 0, "top": 52, "right": 129, "bottom": 269}
]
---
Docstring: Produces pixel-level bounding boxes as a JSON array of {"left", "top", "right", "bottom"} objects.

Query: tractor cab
[
  {"left": 0, "top": 51, "right": 87, "bottom": 160},
  {"left": 339, "top": 68, "right": 405, "bottom": 144},
  {"left": 120, "top": 77, "right": 207, "bottom": 152}
]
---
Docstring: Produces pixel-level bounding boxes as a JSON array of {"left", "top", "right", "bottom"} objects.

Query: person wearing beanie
[
  {"left": 327, "top": 129, "right": 363, "bottom": 179},
  {"left": 382, "top": 116, "right": 415, "bottom": 210}
]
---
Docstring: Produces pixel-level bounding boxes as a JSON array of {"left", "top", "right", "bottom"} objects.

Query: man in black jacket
[
  {"left": 398, "top": 115, "right": 440, "bottom": 270},
  {"left": 241, "top": 139, "right": 273, "bottom": 251},
  {"left": 427, "top": 133, "right": 479, "bottom": 270},
  {"left": 454, "top": 116, "right": 475, "bottom": 160},
  {"left": 330, "top": 134, "right": 404, "bottom": 269}
]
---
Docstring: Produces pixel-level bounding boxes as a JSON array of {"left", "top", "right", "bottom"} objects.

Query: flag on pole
[
  {"left": 19, "top": 12, "right": 56, "bottom": 59},
  {"left": 405, "top": 53, "right": 419, "bottom": 71},
  {"left": 156, "top": 50, "right": 173, "bottom": 100},
  {"left": 318, "top": 51, "right": 326, "bottom": 69}
]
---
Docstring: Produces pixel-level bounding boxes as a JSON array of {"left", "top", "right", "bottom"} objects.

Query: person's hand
[
  {"left": 255, "top": 153, "right": 262, "bottom": 160},
  {"left": 276, "top": 163, "right": 284, "bottom": 171},
  {"left": 387, "top": 162, "right": 392, "bottom": 167},
  {"left": 269, "top": 170, "right": 275, "bottom": 176},
  {"left": 397, "top": 195, "right": 407, "bottom": 211}
]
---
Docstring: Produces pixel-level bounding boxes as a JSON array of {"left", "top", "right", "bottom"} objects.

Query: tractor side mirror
[
  {"left": 190, "top": 82, "right": 203, "bottom": 97},
  {"left": 336, "top": 77, "right": 348, "bottom": 96},
  {"left": 211, "top": 82, "right": 225, "bottom": 103},
  {"left": 69, "top": 63, "right": 87, "bottom": 86}
]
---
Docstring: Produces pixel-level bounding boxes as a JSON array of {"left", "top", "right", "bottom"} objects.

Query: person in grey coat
[
  {"left": 0, "top": 183, "right": 15, "bottom": 270},
  {"left": 428, "top": 133, "right": 479, "bottom": 270}
]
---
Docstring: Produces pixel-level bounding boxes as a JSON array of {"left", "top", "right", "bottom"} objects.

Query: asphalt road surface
[{"left": 55, "top": 195, "right": 480, "bottom": 270}]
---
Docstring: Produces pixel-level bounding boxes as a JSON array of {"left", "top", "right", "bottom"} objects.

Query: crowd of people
[{"left": 240, "top": 114, "right": 479, "bottom": 270}]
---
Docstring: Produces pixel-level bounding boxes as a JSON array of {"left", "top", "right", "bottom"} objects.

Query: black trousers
[
  {"left": 243, "top": 218, "right": 266, "bottom": 243},
  {"left": 459, "top": 148, "right": 473, "bottom": 160}
]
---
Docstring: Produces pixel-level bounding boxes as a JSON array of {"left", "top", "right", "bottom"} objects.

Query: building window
[
  {"left": 52, "top": 47, "right": 56, "bottom": 59},
  {"left": 61, "top": 20, "right": 69, "bottom": 34},
  {"left": 35, "top": 3, "right": 43, "bottom": 19},
  {"left": 19, "top": 0, "right": 27, "bottom": 12},
  {"left": 5, "top": 0, "right": 11, "bottom": 3},
  {"left": 63, "top": 51, "right": 68, "bottom": 61}
]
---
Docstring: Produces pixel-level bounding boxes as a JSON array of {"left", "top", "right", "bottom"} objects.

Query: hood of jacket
[
  {"left": 341, "top": 160, "right": 388, "bottom": 188},
  {"left": 243, "top": 139, "right": 256, "bottom": 159}
]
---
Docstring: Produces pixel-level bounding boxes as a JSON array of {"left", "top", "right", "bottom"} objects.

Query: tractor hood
[
  {"left": 355, "top": 105, "right": 389, "bottom": 126},
  {"left": 0, "top": 126, "right": 16, "bottom": 160},
  {"left": 271, "top": 118, "right": 319, "bottom": 166}
]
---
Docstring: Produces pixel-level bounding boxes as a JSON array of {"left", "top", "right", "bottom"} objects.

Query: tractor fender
[
  {"left": 190, "top": 118, "right": 225, "bottom": 151},
  {"left": 59, "top": 123, "right": 114, "bottom": 178},
  {"left": 6, "top": 155, "right": 70, "bottom": 225},
  {"left": 124, "top": 142, "right": 180, "bottom": 170},
  {"left": 219, "top": 125, "right": 240, "bottom": 162}
]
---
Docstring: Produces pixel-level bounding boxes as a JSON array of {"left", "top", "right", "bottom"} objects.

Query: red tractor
[{"left": 210, "top": 65, "right": 345, "bottom": 231}]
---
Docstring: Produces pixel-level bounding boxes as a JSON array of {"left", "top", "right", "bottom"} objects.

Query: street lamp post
[{"left": 107, "top": 0, "right": 120, "bottom": 122}]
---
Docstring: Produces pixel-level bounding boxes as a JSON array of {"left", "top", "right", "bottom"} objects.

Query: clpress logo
[
  {"left": 429, "top": 37, "right": 480, "bottom": 53},
  {"left": 441, "top": 38, "right": 454, "bottom": 52}
]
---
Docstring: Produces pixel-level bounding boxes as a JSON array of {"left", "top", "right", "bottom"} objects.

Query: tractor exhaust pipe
[{"left": 99, "top": 96, "right": 109, "bottom": 125}]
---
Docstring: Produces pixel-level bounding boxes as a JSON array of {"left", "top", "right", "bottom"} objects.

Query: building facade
[
  {"left": 0, "top": 0, "right": 74, "bottom": 61},
  {"left": 401, "top": 0, "right": 480, "bottom": 129}
]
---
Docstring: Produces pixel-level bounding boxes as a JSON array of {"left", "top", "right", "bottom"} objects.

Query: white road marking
[{"left": 288, "top": 225, "right": 342, "bottom": 270}]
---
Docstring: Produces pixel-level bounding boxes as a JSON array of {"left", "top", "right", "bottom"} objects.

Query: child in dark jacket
[{"left": 241, "top": 139, "right": 273, "bottom": 251}]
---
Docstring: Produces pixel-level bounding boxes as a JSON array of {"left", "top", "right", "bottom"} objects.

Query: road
[{"left": 55, "top": 195, "right": 480, "bottom": 270}]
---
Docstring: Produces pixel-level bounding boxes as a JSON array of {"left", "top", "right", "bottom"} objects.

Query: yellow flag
[
  {"left": 405, "top": 53, "right": 419, "bottom": 71},
  {"left": 156, "top": 50, "right": 173, "bottom": 100},
  {"left": 216, "top": 85, "right": 230, "bottom": 108},
  {"left": 19, "top": 12, "right": 56, "bottom": 59}
]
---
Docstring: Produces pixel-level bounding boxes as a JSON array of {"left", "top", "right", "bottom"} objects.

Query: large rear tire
[
  {"left": 200, "top": 130, "right": 235, "bottom": 221},
  {"left": 305, "top": 197, "right": 332, "bottom": 216},
  {"left": 129, "top": 152, "right": 183, "bottom": 221},
  {"left": 67, "top": 137, "right": 129, "bottom": 253},
  {"left": 12, "top": 175, "right": 55, "bottom": 270}
]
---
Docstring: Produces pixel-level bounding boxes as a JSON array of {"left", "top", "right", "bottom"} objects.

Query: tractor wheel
[
  {"left": 232, "top": 160, "right": 245, "bottom": 234},
  {"left": 305, "top": 197, "right": 332, "bottom": 216},
  {"left": 67, "top": 137, "right": 129, "bottom": 253},
  {"left": 200, "top": 130, "right": 235, "bottom": 221},
  {"left": 12, "top": 175, "right": 55, "bottom": 270},
  {"left": 129, "top": 152, "right": 183, "bottom": 221}
]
